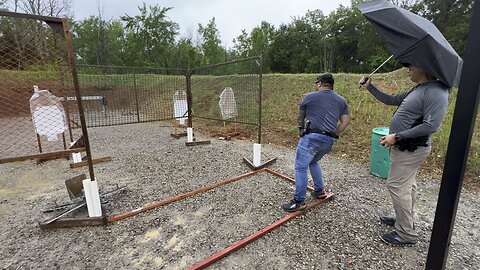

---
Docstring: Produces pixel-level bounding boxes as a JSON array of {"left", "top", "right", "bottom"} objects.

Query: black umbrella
[{"left": 358, "top": 0, "right": 463, "bottom": 88}]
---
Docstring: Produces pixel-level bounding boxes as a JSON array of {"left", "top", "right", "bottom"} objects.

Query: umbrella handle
[
  {"left": 368, "top": 55, "right": 394, "bottom": 77},
  {"left": 359, "top": 55, "right": 394, "bottom": 88}
]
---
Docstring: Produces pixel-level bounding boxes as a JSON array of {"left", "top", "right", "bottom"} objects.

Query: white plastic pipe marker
[
  {"left": 72, "top": 153, "right": 82, "bottom": 163},
  {"left": 253, "top": 143, "right": 261, "bottom": 167},
  {"left": 187, "top": 127, "right": 194, "bottom": 142},
  {"left": 82, "top": 179, "right": 102, "bottom": 217},
  {"left": 70, "top": 142, "right": 82, "bottom": 163}
]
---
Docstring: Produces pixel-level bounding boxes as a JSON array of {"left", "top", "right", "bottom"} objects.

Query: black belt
[{"left": 306, "top": 129, "right": 339, "bottom": 139}]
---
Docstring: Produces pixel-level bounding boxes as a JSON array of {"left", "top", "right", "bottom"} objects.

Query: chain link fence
[
  {"left": 0, "top": 12, "right": 94, "bottom": 178},
  {"left": 191, "top": 56, "right": 263, "bottom": 142},
  {"left": 77, "top": 65, "right": 186, "bottom": 127},
  {"left": 75, "top": 57, "right": 263, "bottom": 142}
]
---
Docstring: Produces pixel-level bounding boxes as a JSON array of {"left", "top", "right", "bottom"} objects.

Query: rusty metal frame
[
  {"left": 108, "top": 168, "right": 314, "bottom": 223},
  {"left": 189, "top": 190, "right": 333, "bottom": 270},
  {"left": 107, "top": 167, "right": 328, "bottom": 269}
]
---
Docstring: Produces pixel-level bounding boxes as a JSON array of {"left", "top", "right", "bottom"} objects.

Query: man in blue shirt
[{"left": 282, "top": 74, "right": 350, "bottom": 212}]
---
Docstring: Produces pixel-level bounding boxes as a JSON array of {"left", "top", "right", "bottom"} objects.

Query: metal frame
[
  {"left": 426, "top": 1, "right": 480, "bottom": 269},
  {"left": 189, "top": 189, "right": 332, "bottom": 270},
  {"left": 107, "top": 167, "right": 329, "bottom": 269},
  {"left": 0, "top": 11, "right": 95, "bottom": 181}
]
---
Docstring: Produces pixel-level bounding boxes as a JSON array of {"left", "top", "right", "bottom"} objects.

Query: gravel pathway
[{"left": 0, "top": 122, "right": 478, "bottom": 269}]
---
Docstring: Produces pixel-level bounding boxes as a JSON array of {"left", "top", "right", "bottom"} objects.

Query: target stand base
[
  {"left": 186, "top": 140, "right": 211, "bottom": 146},
  {"left": 242, "top": 157, "right": 277, "bottom": 171},
  {"left": 171, "top": 132, "right": 187, "bottom": 139}
]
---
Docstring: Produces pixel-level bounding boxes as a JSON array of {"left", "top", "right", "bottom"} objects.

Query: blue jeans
[{"left": 294, "top": 133, "right": 334, "bottom": 202}]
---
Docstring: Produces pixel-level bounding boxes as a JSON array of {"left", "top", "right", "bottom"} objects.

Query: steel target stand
[{"left": 106, "top": 168, "right": 333, "bottom": 269}]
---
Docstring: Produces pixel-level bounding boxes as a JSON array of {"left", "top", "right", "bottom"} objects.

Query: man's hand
[
  {"left": 359, "top": 76, "right": 371, "bottom": 88},
  {"left": 380, "top": 134, "right": 397, "bottom": 147}
]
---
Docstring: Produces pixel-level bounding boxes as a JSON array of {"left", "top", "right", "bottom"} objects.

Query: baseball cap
[{"left": 315, "top": 73, "right": 334, "bottom": 86}]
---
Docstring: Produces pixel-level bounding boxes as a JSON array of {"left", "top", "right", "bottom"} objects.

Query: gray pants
[{"left": 386, "top": 145, "right": 431, "bottom": 242}]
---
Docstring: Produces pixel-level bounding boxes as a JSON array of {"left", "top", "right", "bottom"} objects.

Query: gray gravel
[{"left": 0, "top": 122, "right": 478, "bottom": 269}]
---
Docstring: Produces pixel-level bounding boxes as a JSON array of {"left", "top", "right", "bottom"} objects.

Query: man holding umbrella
[
  {"left": 357, "top": 0, "right": 462, "bottom": 246},
  {"left": 360, "top": 66, "right": 449, "bottom": 246}
]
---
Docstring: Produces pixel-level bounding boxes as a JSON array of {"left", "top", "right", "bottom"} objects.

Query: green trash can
[{"left": 370, "top": 127, "right": 391, "bottom": 179}]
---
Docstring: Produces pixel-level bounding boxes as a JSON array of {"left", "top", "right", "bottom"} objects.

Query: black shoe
[
  {"left": 380, "top": 231, "right": 417, "bottom": 246},
  {"left": 312, "top": 189, "right": 327, "bottom": 200},
  {"left": 282, "top": 199, "right": 306, "bottom": 212},
  {"left": 380, "top": 216, "right": 396, "bottom": 227}
]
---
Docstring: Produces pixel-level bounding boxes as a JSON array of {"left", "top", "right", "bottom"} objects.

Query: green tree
[
  {"left": 197, "top": 17, "right": 225, "bottom": 65},
  {"left": 232, "top": 21, "right": 275, "bottom": 70},
  {"left": 121, "top": 4, "right": 179, "bottom": 67},
  {"left": 170, "top": 37, "right": 202, "bottom": 69},
  {"left": 72, "top": 16, "right": 125, "bottom": 66}
]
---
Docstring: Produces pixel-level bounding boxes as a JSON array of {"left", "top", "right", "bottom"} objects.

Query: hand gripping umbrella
[{"left": 358, "top": 0, "right": 463, "bottom": 88}]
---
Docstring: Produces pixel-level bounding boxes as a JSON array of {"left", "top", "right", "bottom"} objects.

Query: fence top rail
[
  {"left": 0, "top": 10, "right": 64, "bottom": 23},
  {"left": 190, "top": 56, "right": 262, "bottom": 72},
  {"left": 77, "top": 64, "right": 187, "bottom": 73}
]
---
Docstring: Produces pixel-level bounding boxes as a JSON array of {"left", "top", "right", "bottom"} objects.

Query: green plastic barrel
[{"left": 370, "top": 127, "right": 391, "bottom": 179}]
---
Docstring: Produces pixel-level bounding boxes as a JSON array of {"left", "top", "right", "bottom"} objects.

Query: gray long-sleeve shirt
[{"left": 367, "top": 81, "right": 449, "bottom": 143}]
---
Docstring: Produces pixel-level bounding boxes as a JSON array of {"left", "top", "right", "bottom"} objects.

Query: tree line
[{"left": 0, "top": 0, "right": 474, "bottom": 73}]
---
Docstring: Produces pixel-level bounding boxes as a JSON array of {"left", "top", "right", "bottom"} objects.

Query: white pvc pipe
[
  {"left": 72, "top": 153, "right": 82, "bottom": 163},
  {"left": 82, "top": 179, "right": 102, "bottom": 217},
  {"left": 179, "top": 118, "right": 185, "bottom": 125},
  {"left": 187, "top": 127, "right": 194, "bottom": 142},
  {"left": 253, "top": 143, "right": 261, "bottom": 167}
]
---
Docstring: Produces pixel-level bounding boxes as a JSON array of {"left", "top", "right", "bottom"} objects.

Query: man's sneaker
[
  {"left": 380, "top": 216, "right": 396, "bottom": 227},
  {"left": 282, "top": 199, "right": 306, "bottom": 212},
  {"left": 380, "top": 231, "right": 417, "bottom": 246},
  {"left": 312, "top": 189, "right": 327, "bottom": 200}
]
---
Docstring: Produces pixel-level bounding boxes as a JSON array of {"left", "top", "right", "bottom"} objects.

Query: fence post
[
  {"left": 425, "top": 1, "right": 480, "bottom": 269},
  {"left": 62, "top": 19, "right": 95, "bottom": 181},
  {"left": 186, "top": 70, "right": 193, "bottom": 128},
  {"left": 133, "top": 71, "right": 140, "bottom": 123},
  {"left": 257, "top": 55, "right": 263, "bottom": 144}
]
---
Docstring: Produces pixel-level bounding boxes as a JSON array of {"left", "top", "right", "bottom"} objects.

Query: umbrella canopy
[{"left": 358, "top": 0, "right": 463, "bottom": 88}]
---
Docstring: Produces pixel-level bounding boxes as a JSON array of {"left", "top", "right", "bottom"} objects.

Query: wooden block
[
  {"left": 38, "top": 216, "right": 107, "bottom": 229},
  {"left": 171, "top": 132, "right": 187, "bottom": 139},
  {"left": 70, "top": 156, "right": 112, "bottom": 168},
  {"left": 185, "top": 141, "right": 211, "bottom": 147}
]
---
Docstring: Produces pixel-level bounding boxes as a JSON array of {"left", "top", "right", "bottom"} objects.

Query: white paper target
[
  {"left": 173, "top": 90, "right": 188, "bottom": 122},
  {"left": 32, "top": 106, "right": 66, "bottom": 141},
  {"left": 219, "top": 87, "right": 238, "bottom": 120}
]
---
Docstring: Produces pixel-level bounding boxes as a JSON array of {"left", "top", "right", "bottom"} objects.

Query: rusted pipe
[
  {"left": 189, "top": 193, "right": 333, "bottom": 270},
  {"left": 108, "top": 168, "right": 267, "bottom": 222}
]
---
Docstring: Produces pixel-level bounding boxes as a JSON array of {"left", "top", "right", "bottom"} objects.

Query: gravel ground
[{"left": 0, "top": 122, "right": 478, "bottom": 270}]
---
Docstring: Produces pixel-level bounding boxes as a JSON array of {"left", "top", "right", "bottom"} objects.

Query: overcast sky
[{"left": 72, "top": 0, "right": 352, "bottom": 48}]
